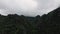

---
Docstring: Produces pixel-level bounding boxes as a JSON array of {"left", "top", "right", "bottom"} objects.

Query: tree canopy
[{"left": 0, "top": 7, "right": 60, "bottom": 34}]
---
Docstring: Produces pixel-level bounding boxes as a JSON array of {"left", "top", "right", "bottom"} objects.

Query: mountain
[
  {"left": 0, "top": 7, "right": 60, "bottom": 34},
  {"left": 39, "top": 7, "right": 60, "bottom": 34}
]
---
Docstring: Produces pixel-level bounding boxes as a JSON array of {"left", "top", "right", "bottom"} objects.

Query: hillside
[{"left": 0, "top": 7, "right": 60, "bottom": 34}]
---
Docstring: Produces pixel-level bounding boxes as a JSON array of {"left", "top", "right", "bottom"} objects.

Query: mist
[{"left": 0, "top": 0, "right": 60, "bottom": 16}]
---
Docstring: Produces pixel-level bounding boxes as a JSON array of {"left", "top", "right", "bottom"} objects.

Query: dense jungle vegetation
[{"left": 0, "top": 7, "right": 60, "bottom": 34}]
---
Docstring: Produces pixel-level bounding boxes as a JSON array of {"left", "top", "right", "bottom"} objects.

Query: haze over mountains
[{"left": 0, "top": 0, "right": 60, "bottom": 16}]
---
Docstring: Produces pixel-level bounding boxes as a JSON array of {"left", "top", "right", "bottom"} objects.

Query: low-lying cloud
[{"left": 0, "top": 0, "right": 60, "bottom": 16}]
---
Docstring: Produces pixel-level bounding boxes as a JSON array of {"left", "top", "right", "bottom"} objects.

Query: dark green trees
[{"left": 0, "top": 7, "right": 60, "bottom": 34}]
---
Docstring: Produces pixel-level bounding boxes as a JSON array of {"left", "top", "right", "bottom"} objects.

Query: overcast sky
[{"left": 0, "top": 0, "right": 60, "bottom": 16}]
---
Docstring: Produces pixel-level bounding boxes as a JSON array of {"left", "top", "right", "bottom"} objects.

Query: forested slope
[{"left": 0, "top": 7, "right": 60, "bottom": 34}]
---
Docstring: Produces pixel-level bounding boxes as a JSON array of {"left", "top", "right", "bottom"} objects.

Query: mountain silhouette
[{"left": 0, "top": 7, "right": 60, "bottom": 34}]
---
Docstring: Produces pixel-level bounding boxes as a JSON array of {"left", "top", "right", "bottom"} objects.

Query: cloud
[
  {"left": 0, "top": 0, "right": 38, "bottom": 16},
  {"left": 0, "top": 0, "right": 60, "bottom": 16},
  {"left": 37, "top": 0, "right": 60, "bottom": 15}
]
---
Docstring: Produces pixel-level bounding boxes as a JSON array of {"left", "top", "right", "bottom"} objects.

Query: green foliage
[{"left": 0, "top": 7, "right": 60, "bottom": 34}]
